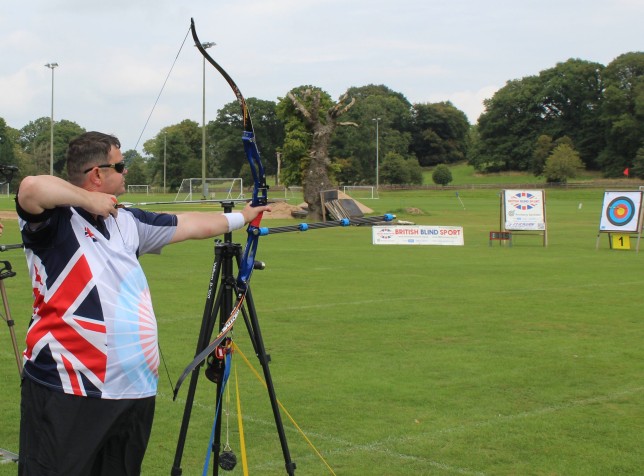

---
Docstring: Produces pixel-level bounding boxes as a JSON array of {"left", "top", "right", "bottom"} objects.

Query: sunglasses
[{"left": 83, "top": 161, "right": 126, "bottom": 174}]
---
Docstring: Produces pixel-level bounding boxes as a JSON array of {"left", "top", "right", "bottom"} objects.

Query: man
[{"left": 15, "top": 131, "right": 269, "bottom": 475}]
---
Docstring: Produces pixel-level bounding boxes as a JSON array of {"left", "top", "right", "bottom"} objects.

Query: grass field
[{"left": 0, "top": 184, "right": 642, "bottom": 475}]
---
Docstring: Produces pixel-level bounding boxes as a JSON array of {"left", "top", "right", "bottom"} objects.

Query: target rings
[{"left": 606, "top": 196, "right": 636, "bottom": 227}]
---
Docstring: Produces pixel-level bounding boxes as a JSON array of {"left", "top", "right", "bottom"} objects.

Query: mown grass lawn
[{"left": 0, "top": 184, "right": 642, "bottom": 475}]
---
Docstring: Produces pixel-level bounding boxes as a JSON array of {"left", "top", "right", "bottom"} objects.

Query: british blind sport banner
[
  {"left": 504, "top": 190, "right": 545, "bottom": 230},
  {"left": 599, "top": 191, "right": 643, "bottom": 233},
  {"left": 372, "top": 225, "right": 464, "bottom": 246}
]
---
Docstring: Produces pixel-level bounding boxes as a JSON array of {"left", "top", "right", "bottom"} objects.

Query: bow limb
[
  {"left": 173, "top": 19, "right": 268, "bottom": 398},
  {"left": 190, "top": 18, "right": 267, "bottom": 288},
  {"left": 173, "top": 297, "right": 244, "bottom": 398}
]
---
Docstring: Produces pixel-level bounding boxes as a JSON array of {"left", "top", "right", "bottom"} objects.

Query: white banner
[{"left": 372, "top": 226, "right": 464, "bottom": 246}]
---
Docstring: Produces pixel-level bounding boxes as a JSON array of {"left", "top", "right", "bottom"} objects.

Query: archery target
[
  {"left": 599, "top": 191, "right": 643, "bottom": 232},
  {"left": 607, "top": 197, "right": 635, "bottom": 226}
]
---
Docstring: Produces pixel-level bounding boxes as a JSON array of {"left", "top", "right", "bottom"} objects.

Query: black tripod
[{"left": 171, "top": 202, "right": 296, "bottom": 476}]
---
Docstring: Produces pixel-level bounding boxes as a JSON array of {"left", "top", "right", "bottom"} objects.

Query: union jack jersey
[{"left": 18, "top": 206, "right": 177, "bottom": 399}]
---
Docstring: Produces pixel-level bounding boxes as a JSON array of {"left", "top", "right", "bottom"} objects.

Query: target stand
[{"left": 596, "top": 190, "right": 644, "bottom": 252}]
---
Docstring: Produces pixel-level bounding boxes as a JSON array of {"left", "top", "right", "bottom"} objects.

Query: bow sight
[{"left": 0, "top": 165, "right": 18, "bottom": 187}]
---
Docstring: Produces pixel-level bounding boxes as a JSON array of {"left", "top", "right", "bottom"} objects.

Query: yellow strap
[
  {"left": 235, "top": 364, "right": 249, "bottom": 476},
  {"left": 232, "top": 342, "right": 336, "bottom": 476}
]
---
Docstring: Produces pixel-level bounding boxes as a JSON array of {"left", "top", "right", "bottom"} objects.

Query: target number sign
[
  {"left": 611, "top": 234, "right": 631, "bottom": 250},
  {"left": 599, "top": 191, "right": 643, "bottom": 232}
]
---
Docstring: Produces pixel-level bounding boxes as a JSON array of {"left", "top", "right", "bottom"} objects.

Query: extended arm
[{"left": 170, "top": 202, "right": 270, "bottom": 243}]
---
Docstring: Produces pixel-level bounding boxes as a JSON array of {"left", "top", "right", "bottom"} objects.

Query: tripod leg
[
  {"left": 210, "top": 243, "right": 239, "bottom": 476},
  {"left": 0, "top": 278, "right": 22, "bottom": 377},
  {"left": 172, "top": 244, "right": 228, "bottom": 476},
  {"left": 242, "top": 288, "right": 297, "bottom": 475}
]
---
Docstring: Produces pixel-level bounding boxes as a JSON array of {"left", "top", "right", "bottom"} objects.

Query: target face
[
  {"left": 606, "top": 197, "right": 635, "bottom": 226},
  {"left": 599, "top": 191, "right": 643, "bottom": 232}
]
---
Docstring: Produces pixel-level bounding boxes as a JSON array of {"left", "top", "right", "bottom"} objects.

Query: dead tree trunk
[{"left": 287, "top": 89, "right": 356, "bottom": 221}]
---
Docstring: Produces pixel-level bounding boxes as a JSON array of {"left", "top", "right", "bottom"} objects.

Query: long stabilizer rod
[{"left": 254, "top": 214, "right": 395, "bottom": 236}]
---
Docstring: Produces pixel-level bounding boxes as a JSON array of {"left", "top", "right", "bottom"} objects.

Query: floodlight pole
[
  {"left": 372, "top": 117, "right": 381, "bottom": 190},
  {"left": 45, "top": 62, "right": 58, "bottom": 176},
  {"left": 163, "top": 132, "right": 167, "bottom": 194},
  {"left": 200, "top": 42, "right": 216, "bottom": 199}
]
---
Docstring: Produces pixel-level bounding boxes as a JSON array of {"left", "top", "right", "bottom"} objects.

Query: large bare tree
[{"left": 286, "top": 89, "right": 356, "bottom": 221}]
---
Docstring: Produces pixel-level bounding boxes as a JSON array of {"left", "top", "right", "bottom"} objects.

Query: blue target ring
[{"left": 606, "top": 197, "right": 635, "bottom": 226}]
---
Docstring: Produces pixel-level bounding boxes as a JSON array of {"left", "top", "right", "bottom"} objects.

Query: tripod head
[
  {"left": 0, "top": 164, "right": 18, "bottom": 187},
  {"left": 0, "top": 261, "right": 16, "bottom": 280}
]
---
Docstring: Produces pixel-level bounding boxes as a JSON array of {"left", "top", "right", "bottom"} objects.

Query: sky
[{"left": 1, "top": 0, "right": 642, "bottom": 153}]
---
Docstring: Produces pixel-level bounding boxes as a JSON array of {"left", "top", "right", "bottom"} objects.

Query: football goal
[
  {"left": 127, "top": 184, "right": 150, "bottom": 195},
  {"left": 284, "top": 186, "right": 303, "bottom": 200},
  {"left": 342, "top": 185, "right": 379, "bottom": 199},
  {"left": 174, "top": 178, "right": 244, "bottom": 202}
]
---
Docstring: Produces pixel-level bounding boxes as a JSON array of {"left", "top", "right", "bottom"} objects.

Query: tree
[
  {"left": 18, "top": 117, "right": 85, "bottom": 177},
  {"left": 631, "top": 146, "right": 644, "bottom": 179},
  {"left": 330, "top": 84, "right": 414, "bottom": 185},
  {"left": 208, "top": 98, "right": 283, "bottom": 180},
  {"left": 474, "top": 58, "right": 608, "bottom": 173},
  {"left": 411, "top": 101, "right": 470, "bottom": 166},
  {"left": 542, "top": 144, "right": 585, "bottom": 183},
  {"left": 143, "top": 120, "right": 201, "bottom": 191},
  {"left": 379, "top": 152, "right": 423, "bottom": 185},
  {"left": 280, "top": 86, "right": 357, "bottom": 220},
  {"left": 472, "top": 76, "right": 544, "bottom": 172},
  {"left": 432, "top": 164, "right": 453, "bottom": 186},
  {"left": 598, "top": 52, "right": 644, "bottom": 176},
  {"left": 0, "top": 118, "right": 16, "bottom": 167},
  {"left": 537, "top": 58, "right": 605, "bottom": 169},
  {"left": 122, "top": 149, "right": 148, "bottom": 186},
  {"left": 532, "top": 135, "right": 553, "bottom": 176}
]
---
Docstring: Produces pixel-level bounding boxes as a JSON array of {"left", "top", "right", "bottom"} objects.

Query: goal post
[
  {"left": 342, "top": 185, "right": 379, "bottom": 199},
  {"left": 174, "top": 178, "right": 244, "bottom": 201},
  {"left": 127, "top": 184, "right": 150, "bottom": 195}
]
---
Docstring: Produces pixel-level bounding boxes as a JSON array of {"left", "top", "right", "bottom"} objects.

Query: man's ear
[{"left": 86, "top": 168, "right": 102, "bottom": 187}]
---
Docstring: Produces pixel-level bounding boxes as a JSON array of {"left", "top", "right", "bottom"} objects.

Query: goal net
[
  {"left": 127, "top": 184, "right": 150, "bottom": 195},
  {"left": 342, "top": 185, "right": 379, "bottom": 199},
  {"left": 174, "top": 178, "right": 244, "bottom": 201}
]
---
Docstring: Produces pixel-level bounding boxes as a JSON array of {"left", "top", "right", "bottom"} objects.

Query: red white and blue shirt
[{"left": 18, "top": 205, "right": 177, "bottom": 400}]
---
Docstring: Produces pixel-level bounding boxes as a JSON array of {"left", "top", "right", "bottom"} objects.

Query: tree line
[{"left": 1, "top": 51, "right": 641, "bottom": 192}]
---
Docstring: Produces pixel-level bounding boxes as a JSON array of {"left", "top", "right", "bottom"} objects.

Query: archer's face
[{"left": 98, "top": 146, "right": 128, "bottom": 197}]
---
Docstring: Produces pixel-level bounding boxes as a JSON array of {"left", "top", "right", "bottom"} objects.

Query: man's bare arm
[{"left": 17, "top": 175, "right": 118, "bottom": 219}]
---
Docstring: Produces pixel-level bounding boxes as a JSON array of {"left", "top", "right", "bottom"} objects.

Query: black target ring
[{"left": 606, "top": 196, "right": 635, "bottom": 227}]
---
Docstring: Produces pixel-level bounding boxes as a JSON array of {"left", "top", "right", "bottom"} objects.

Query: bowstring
[
  {"left": 133, "top": 25, "right": 192, "bottom": 392},
  {"left": 133, "top": 25, "right": 192, "bottom": 151}
]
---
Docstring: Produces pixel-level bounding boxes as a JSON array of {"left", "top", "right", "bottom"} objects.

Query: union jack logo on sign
[{"left": 508, "top": 192, "right": 540, "bottom": 211}]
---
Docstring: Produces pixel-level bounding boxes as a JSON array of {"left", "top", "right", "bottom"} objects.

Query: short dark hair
[{"left": 67, "top": 132, "right": 121, "bottom": 185}]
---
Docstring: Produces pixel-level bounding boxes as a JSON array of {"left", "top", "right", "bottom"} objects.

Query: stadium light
[{"left": 372, "top": 117, "right": 381, "bottom": 189}]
